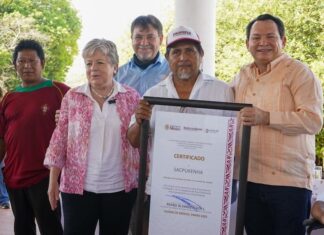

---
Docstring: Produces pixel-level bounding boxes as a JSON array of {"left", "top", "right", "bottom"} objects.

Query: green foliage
[
  {"left": 316, "top": 127, "right": 324, "bottom": 160},
  {"left": 0, "top": 0, "right": 81, "bottom": 90},
  {"left": 0, "top": 11, "right": 48, "bottom": 89},
  {"left": 215, "top": 0, "right": 324, "bottom": 83},
  {"left": 117, "top": 30, "right": 133, "bottom": 66}
]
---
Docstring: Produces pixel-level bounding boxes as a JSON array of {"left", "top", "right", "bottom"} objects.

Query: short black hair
[
  {"left": 246, "top": 14, "right": 285, "bottom": 39},
  {"left": 131, "top": 15, "right": 163, "bottom": 37},
  {"left": 13, "top": 39, "right": 45, "bottom": 65}
]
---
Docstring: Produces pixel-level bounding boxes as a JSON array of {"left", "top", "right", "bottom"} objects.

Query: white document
[{"left": 149, "top": 111, "right": 236, "bottom": 235}]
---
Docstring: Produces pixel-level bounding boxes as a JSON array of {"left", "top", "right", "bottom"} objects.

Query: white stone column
[{"left": 174, "top": 0, "right": 217, "bottom": 76}]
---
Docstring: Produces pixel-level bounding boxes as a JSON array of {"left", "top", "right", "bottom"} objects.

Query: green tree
[
  {"left": 0, "top": 0, "right": 81, "bottom": 90},
  {"left": 215, "top": 0, "right": 323, "bottom": 83}
]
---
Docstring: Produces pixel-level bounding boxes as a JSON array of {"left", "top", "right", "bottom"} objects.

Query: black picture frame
[{"left": 134, "top": 96, "right": 252, "bottom": 235}]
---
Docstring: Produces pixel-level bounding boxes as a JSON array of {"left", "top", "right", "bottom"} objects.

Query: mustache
[
  {"left": 177, "top": 62, "right": 191, "bottom": 66},
  {"left": 256, "top": 47, "right": 271, "bottom": 50},
  {"left": 138, "top": 45, "right": 152, "bottom": 49}
]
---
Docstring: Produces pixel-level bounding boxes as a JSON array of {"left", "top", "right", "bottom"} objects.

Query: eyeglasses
[
  {"left": 132, "top": 34, "right": 158, "bottom": 43},
  {"left": 16, "top": 59, "right": 40, "bottom": 67}
]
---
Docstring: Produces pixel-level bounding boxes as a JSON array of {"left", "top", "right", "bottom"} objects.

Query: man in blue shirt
[
  {"left": 114, "top": 15, "right": 170, "bottom": 96},
  {"left": 0, "top": 161, "right": 10, "bottom": 209}
]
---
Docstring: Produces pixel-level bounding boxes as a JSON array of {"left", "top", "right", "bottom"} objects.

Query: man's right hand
[
  {"left": 127, "top": 99, "right": 153, "bottom": 147},
  {"left": 135, "top": 100, "right": 152, "bottom": 125}
]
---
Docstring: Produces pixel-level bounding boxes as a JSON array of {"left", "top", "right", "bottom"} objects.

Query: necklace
[{"left": 91, "top": 86, "right": 114, "bottom": 99}]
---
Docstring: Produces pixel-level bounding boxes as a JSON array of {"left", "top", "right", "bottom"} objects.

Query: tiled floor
[
  {"left": 0, "top": 207, "right": 15, "bottom": 235},
  {"left": 0, "top": 206, "right": 99, "bottom": 235},
  {"left": 0, "top": 204, "right": 234, "bottom": 235},
  {"left": 0, "top": 207, "right": 41, "bottom": 235},
  {"left": 2, "top": 205, "right": 322, "bottom": 235}
]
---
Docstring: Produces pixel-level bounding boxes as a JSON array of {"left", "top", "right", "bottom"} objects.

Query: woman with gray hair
[{"left": 44, "top": 38, "right": 140, "bottom": 235}]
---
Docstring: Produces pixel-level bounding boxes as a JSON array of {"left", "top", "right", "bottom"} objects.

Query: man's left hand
[{"left": 240, "top": 107, "right": 270, "bottom": 126}]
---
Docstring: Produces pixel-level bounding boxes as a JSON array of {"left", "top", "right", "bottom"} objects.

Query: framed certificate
[
  {"left": 134, "top": 97, "right": 252, "bottom": 235},
  {"left": 149, "top": 111, "right": 236, "bottom": 235}
]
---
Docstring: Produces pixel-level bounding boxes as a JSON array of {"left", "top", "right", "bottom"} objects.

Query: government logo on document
[
  {"left": 205, "top": 128, "right": 219, "bottom": 134},
  {"left": 165, "top": 124, "right": 181, "bottom": 131}
]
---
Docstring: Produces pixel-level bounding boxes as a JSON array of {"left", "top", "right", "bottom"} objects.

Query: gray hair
[{"left": 82, "top": 39, "right": 119, "bottom": 65}]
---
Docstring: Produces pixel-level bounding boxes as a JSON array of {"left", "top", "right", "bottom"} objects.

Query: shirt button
[
  {"left": 307, "top": 175, "right": 310, "bottom": 179},
  {"left": 272, "top": 171, "right": 276, "bottom": 175},
  {"left": 256, "top": 79, "right": 260, "bottom": 82},
  {"left": 253, "top": 93, "right": 256, "bottom": 96}
]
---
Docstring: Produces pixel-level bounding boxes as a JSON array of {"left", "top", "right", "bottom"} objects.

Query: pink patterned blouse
[{"left": 44, "top": 83, "right": 140, "bottom": 194}]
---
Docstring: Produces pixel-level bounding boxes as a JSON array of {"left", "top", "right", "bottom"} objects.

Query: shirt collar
[
  {"left": 73, "top": 80, "right": 126, "bottom": 98},
  {"left": 130, "top": 52, "right": 164, "bottom": 68},
  {"left": 271, "top": 53, "right": 286, "bottom": 67},
  {"left": 250, "top": 53, "right": 286, "bottom": 76},
  {"left": 15, "top": 79, "right": 52, "bottom": 92},
  {"left": 163, "top": 72, "right": 208, "bottom": 99}
]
